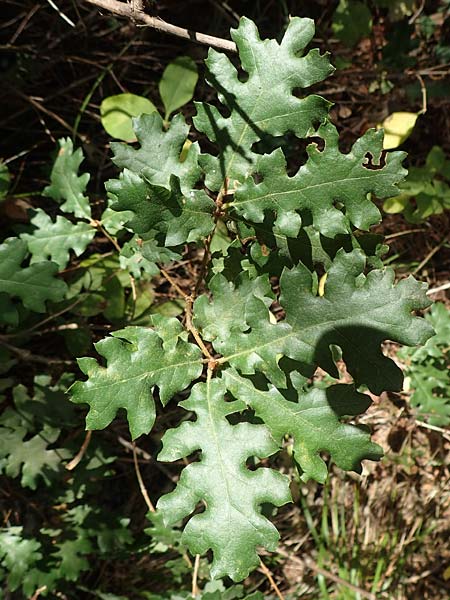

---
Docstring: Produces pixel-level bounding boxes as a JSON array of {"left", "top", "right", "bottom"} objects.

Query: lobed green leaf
[
  {"left": 157, "top": 377, "right": 291, "bottom": 581},
  {"left": 0, "top": 238, "right": 67, "bottom": 312},
  {"left": 70, "top": 318, "right": 203, "bottom": 439}
]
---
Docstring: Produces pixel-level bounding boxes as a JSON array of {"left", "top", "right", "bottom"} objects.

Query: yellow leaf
[
  {"left": 383, "top": 195, "right": 409, "bottom": 214},
  {"left": 378, "top": 112, "right": 419, "bottom": 150},
  {"left": 318, "top": 273, "right": 328, "bottom": 297},
  {"left": 179, "top": 139, "right": 192, "bottom": 163}
]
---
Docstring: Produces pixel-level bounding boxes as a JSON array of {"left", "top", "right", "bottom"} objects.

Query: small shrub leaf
[
  {"left": 21, "top": 209, "right": 95, "bottom": 268},
  {"left": 43, "top": 138, "right": 91, "bottom": 219},
  {"left": 0, "top": 238, "right": 67, "bottom": 312},
  {"left": 159, "top": 56, "right": 199, "bottom": 120}
]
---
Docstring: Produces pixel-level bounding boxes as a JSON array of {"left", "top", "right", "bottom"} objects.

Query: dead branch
[{"left": 85, "top": 0, "right": 237, "bottom": 52}]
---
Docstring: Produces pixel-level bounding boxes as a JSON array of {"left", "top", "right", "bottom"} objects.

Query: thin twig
[
  {"left": 193, "top": 178, "right": 228, "bottom": 297},
  {"left": 96, "top": 222, "right": 122, "bottom": 253},
  {"left": 416, "top": 72, "right": 427, "bottom": 114},
  {"left": 416, "top": 420, "right": 450, "bottom": 441},
  {"left": 0, "top": 339, "right": 73, "bottom": 366},
  {"left": 85, "top": 0, "right": 237, "bottom": 52},
  {"left": 11, "top": 87, "right": 77, "bottom": 137},
  {"left": 66, "top": 430, "right": 93, "bottom": 470},
  {"left": 408, "top": 0, "right": 426, "bottom": 24},
  {"left": 412, "top": 233, "right": 450, "bottom": 276},
  {"left": 30, "top": 586, "right": 48, "bottom": 600},
  {"left": 160, "top": 267, "right": 189, "bottom": 300},
  {"left": 185, "top": 296, "right": 213, "bottom": 360},
  {"left": 0, "top": 296, "right": 86, "bottom": 339},
  {"left": 384, "top": 228, "right": 425, "bottom": 240},
  {"left": 9, "top": 4, "right": 40, "bottom": 45},
  {"left": 191, "top": 553, "right": 201, "bottom": 597},
  {"left": 132, "top": 441, "right": 156, "bottom": 513},
  {"left": 193, "top": 235, "right": 213, "bottom": 297},
  {"left": 117, "top": 436, "right": 178, "bottom": 482},
  {"left": 159, "top": 267, "right": 213, "bottom": 360},
  {"left": 46, "top": 0, "right": 75, "bottom": 27},
  {"left": 427, "top": 282, "right": 450, "bottom": 295},
  {"left": 259, "top": 559, "right": 285, "bottom": 600}
]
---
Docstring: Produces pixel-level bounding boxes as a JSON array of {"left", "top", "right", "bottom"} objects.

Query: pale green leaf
[
  {"left": 119, "top": 235, "right": 179, "bottom": 279},
  {"left": 0, "top": 528, "right": 42, "bottom": 592},
  {"left": 400, "top": 303, "right": 450, "bottom": 426},
  {"left": 43, "top": 138, "right": 91, "bottom": 219},
  {"left": 21, "top": 209, "right": 95, "bottom": 268},
  {"left": 0, "top": 410, "right": 68, "bottom": 489},
  {"left": 383, "top": 195, "right": 410, "bottom": 214},
  {"left": 159, "top": 56, "right": 198, "bottom": 120},
  {"left": 406, "top": 363, "right": 450, "bottom": 426},
  {"left": 100, "top": 206, "right": 133, "bottom": 235},
  {"left": 100, "top": 93, "right": 157, "bottom": 141}
]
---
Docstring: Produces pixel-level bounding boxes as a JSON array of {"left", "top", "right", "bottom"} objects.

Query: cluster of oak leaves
[{"left": 0, "top": 17, "right": 434, "bottom": 583}]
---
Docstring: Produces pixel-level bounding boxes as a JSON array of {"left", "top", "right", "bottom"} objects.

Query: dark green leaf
[
  {"left": 332, "top": 0, "right": 372, "bottom": 47},
  {"left": 231, "top": 123, "right": 406, "bottom": 237},
  {"left": 194, "top": 17, "right": 333, "bottom": 191},
  {"left": 71, "top": 318, "right": 203, "bottom": 439},
  {"left": 157, "top": 377, "right": 291, "bottom": 581},
  {"left": 223, "top": 369, "right": 382, "bottom": 483}
]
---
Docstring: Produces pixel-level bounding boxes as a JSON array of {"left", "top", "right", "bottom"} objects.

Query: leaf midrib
[{"left": 231, "top": 172, "right": 387, "bottom": 207}]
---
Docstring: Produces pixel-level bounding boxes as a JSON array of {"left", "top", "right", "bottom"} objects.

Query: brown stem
[
  {"left": 85, "top": 0, "right": 237, "bottom": 53},
  {"left": 132, "top": 441, "right": 156, "bottom": 513},
  {"left": 159, "top": 268, "right": 213, "bottom": 361},
  {"left": 185, "top": 295, "right": 213, "bottom": 361},
  {"left": 66, "top": 430, "right": 92, "bottom": 471},
  {"left": 160, "top": 267, "right": 190, "bottom": 300},
  {"left": 259, "top": 559, "right": 285, "bottom": 600},
  {"left": 0, "top": 339, "right": 74, "bottom": 366},
  {"left": 193, "top": 178, "right": 229, "bottom": 298},
  {"left": 193, "top": 234, "right": 213, "bottom": 297},
  {"left": 191, "top": 553, "right": 201, "bottom": 597}
]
